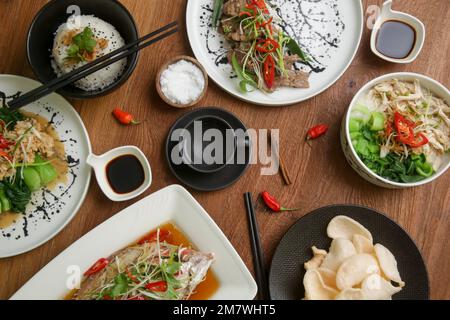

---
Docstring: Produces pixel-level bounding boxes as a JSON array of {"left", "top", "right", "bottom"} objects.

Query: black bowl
[{"left": 26, "top": 0, "right": 139, "bottom": 99}]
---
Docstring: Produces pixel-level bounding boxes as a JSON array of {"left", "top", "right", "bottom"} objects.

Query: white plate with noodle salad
[
  {"left": 0, "top": 75, "right": 91, "bottom": 257},
  {"left": 342, "top": 73, "right": 450, "bottom": 188},
  {"left": 186, "top": 0, "right": 363, "bottom": 106}
]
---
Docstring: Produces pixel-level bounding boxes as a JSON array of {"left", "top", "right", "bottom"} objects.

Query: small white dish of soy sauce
[
  {"left": 87, "top": 146, "right": 152, "bottom": 202},
  {"left": 370, "top": 0, "right": 425, "bottom": 64}
]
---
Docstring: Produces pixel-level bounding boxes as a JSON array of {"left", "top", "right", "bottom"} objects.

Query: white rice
[{"left": 51, "top": 15, "right": 127, "bottom": 92}]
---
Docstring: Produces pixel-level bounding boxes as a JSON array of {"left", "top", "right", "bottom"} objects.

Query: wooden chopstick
[
  {"left": 244, "top": 192, "right": 270, "bottom": 300},
  {"left": 7, "top": 21, "right": 179, "bottom": 110},
  {"left": 268, "top": 129, "right": 292, "bottom": 185}
]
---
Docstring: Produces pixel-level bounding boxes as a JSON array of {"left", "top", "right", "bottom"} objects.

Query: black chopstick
[
  {"left": 7, "top": 21, "right": 179, "bottom": 110},
  {"left": 244, "top": 192, "right": 270, "bottom": 300}
]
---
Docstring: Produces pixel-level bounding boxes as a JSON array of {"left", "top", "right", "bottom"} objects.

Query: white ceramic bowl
[
  {"left": 87, "top": 146, "right": 152, "bottom": 201},
  {"left": 370, "top": 0, "right": 425, "bottom": 64},
  {"left": 341, "top": 72, "right": 450, "bottom": 189}
]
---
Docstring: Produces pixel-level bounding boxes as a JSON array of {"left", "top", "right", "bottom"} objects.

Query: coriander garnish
[{"left": 66, "top": 27, "right": 97, "bottom": 62}]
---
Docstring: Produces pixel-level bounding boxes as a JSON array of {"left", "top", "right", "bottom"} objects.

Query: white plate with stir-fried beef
[
  {"left": 0, "top": 75, "right": 91, "bottom": 258},
  {"left": 10, "top": 185, "right": 257, "bottom": 300},
  {"left": 186, "top": 0, "right": 363, "bottom": 106}
]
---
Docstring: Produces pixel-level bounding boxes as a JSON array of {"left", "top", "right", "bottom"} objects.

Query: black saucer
[{"left": 165, "top": 107, "right": 252, "bottom": 191}]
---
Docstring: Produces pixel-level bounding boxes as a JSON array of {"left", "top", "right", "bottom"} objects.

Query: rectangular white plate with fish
[{"left": 10, "top": 185, "right": 257, "bottom": 300}]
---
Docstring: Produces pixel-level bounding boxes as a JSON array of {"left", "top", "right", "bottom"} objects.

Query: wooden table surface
[{"left": 0, "top": 0, "right": 449, "bottom": 300}]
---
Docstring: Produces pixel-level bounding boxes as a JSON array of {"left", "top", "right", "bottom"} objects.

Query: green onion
[
  {"left": 231, "top": 53, "right": 257, "bottom": 92},
  {"left": 211, "top": 0, "right": 224, "bottom": 28}
]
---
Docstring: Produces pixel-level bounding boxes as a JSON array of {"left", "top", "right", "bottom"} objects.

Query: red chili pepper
[
  {"left": 112, "top": 108, "right": 140, "bottom": 125},
  {"left": 240, "top": 4, "right": 258, "bottom": 17},
  {"left": 393, "top": 112, "right": 428, "bottom": 147},
  {"left": 145, "top": 281, "right": 167, "bottom": 292},
  {"left": 239, "top": 11, "right": 252, "bottom": 17},
  {"left": 408, "top": 132, "right": 429, "bottom": 148},
  {"left": 250, "top": 0, "right": 269, "bottom": 14},
  {"left": 126, "top": 267, "right": 140, "bottom": 284},
  {"left": 84, "top": 258, "right": 109, "bottom": 276},
  {"left": 0, "top": 150, "right": 12, "bottom": 161},
  {"left": 261, "top": 191, "right": 300, "bottom": 213},
  {"left": 0, "top": 135, "right": 13, "bottom": 150},
  {"left": 306, "top": 124, "right": 329, "bottom": 141},
  {"left": 137, "top": 229, "right": 171, "bottom": 245},
  {"left": 258, "top": 17, "right": 273, "bottom": 28},
  {"left": 394, "top": 112, "right": 414, "bottom": 145},
  {"left": 256, "top": 38, "right": 279, "bottom": 53},
  {"left": 263, "top": 55, "right": 275, "bottom": 89}
]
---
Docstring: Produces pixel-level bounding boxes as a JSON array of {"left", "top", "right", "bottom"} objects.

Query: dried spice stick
[{"left": 268, "top": 129, "right": 292, "bottom": 185}]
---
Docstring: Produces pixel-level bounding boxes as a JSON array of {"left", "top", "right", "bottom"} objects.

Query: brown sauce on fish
[
  {"left": 65, "top": 223, "right": 219, "bottom": 300},
  {"left": 156, "top": 223, "right": 219, "bottom": 300}
]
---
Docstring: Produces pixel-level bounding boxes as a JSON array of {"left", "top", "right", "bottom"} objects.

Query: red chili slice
[
  {"left": 84, "top": 258, "right": 109, "bottom": 276},
  {"left": 145, "top": 281, "right": 168, "bottom": 292},
  {"left": 263, "top": 55, "right": 276, "bottom": 89},
  {"left": 256, "top": 38, "right": 279, "bottom": 53},
  {"left": 394, "top": 112, "right": 414, "bottom": 144},
  {"left": 251, "top": 0, "right": 270, "bottom": 14},
  {"left": 408, "top": 133, "right": 429, "bottom": 148}
]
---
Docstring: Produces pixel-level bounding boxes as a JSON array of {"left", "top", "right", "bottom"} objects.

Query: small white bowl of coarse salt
[{"left": 156, "top": 55, "right": 208, "bottom": 108}]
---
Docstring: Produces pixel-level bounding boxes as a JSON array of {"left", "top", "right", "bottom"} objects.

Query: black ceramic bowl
[{"left": 26, "top": 0, "right": 139, "bottom": 99}]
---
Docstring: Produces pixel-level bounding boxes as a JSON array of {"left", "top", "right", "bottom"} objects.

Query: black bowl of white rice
[{"left": 27, "top": 0, "right": 139, "bottom": 99}]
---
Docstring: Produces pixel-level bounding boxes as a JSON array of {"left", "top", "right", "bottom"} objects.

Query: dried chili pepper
[
  {"left": 113, "top": 108, "right": 140, "bottom": 125},
  {"left": 261, "top": 191, "right": 300, "bottom": 213},
  {"left": 306, "top": 124, "right": 329, "bottom": 141}
]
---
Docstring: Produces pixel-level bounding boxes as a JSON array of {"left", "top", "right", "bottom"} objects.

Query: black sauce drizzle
[
  {"left": 199, "top": 0, "right": 346, "bottom": 74},
  {"left": 0, "top": 90, "right": 81, "bottom": 240}
]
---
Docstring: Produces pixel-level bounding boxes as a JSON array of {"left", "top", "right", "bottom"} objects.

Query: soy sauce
[
  {"left": 376, "top": 20, "right": 416, "bottom": 59},
  {"left": 106, "top": 155, "right": 145, "bottom": 194}
]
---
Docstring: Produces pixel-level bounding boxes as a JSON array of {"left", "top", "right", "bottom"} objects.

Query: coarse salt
[{"left": 160, "top": 60, "right": 205, "bottom": 105}]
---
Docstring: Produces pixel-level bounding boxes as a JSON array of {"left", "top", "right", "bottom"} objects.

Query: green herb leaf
[
  {"left": 286, "top": 37, "right": 310, "bottom": 62},
  {"left": 0, "top": 178, "right": 31, "bottom": 213},
  {"left": 0, "top": 107, "right": 24, "bottom": 129},
  {"left": 109, "top": 273, "right": 129, "bottom": 298},
  {"left": 65, "top": 27, "right": 97, "bottom": 62}
]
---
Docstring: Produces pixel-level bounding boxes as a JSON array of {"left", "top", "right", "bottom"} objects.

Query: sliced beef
[
  {"left": 221, "top": 19, "right": 256, "bottom": 42},
  {"left": 275, "top": 70, "right": 310, "bottom": 89},
  {"left": 223, "top": 0, "right": 249, "bottom": 17},
  {"left": 283, "top": 54, "right": 300, "bottom": 69}
]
